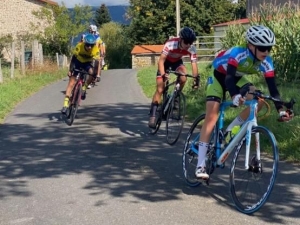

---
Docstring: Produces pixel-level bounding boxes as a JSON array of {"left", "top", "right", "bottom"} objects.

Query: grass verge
[{"left": 0, "top": 67, "right": 67, "bottom": 123}]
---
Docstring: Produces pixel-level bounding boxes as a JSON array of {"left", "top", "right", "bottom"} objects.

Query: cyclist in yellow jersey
[{"left": 61, "top": 34, "right": 100, "bottom": 114}]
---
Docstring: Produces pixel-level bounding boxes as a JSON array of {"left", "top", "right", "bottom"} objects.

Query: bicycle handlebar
[
  {"left": 240, "top": 84, "right": 295, "bottom": 110},
  {"left": 248, "top": 90, "right": 296, "bottom": 110}
]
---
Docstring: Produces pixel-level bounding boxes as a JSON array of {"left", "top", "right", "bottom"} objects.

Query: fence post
[
  {"left": 39, "top": 43, "right": 43, "bottom": 65},
  {"left": 56, "top": 53, "right": 59, "bottom": 68},
  {"left": 20, "top": 41, "right": 25, "bottom": 75},
  {"left": 0, "top": 59, "right": 3, "bottom": 83},
  {"left": 11, "top": 42, "right": 15, "bottom": 78}
]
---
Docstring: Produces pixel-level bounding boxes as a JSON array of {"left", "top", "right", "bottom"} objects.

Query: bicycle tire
[
  {"left": 229, "top": 125, "right": 279, "bottom": 214},
  {"left": 148, "top": 94, "right": 166, "bottom": 135},
  {"left": 68, "top": 83, "right": 82, "bottom": 126},
  {"left": 182, "top": 114, "right": 206, "bottom": 187},
  {"left": 166, "top": 91, "right": 186, "bottom": 145}
]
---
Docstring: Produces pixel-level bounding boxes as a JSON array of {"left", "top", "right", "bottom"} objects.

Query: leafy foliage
[
  {"left": 31, "top": 3, "right": 93, "bottom": 56},
  {"left": 100, "top": 22, "right": 132, "bottom": 69},
  {"left": 94, "top": 4, "right": 112, "bottom": 27},
  {"left": 126, "top": 0, "right": 246, "bottom": 45},
  {"left": 220, "top": 23, "right": 247, "bottom": 50},
  {"left": 251, "top": 3, "right": 300, "bottom": 82}
]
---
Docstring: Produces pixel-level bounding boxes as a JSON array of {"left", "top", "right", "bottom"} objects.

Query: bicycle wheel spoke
[
  {"left": 230, "top": 126, "right": 278, "bottom": 214},
  {"left": 166, "top": 92, "right": 186, "bottom": 145}
]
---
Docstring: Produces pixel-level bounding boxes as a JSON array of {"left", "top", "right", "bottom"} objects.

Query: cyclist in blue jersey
[{"left": 195, "top": 25, "right": 293, "bottom": 179}]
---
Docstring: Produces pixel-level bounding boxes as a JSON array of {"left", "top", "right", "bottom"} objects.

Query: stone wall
[
  {"left": 0, "top": 0, "right": 52, "bottom": 38},
  {"left": 132, "top": 54, "right": 160, "bottom": 69}
]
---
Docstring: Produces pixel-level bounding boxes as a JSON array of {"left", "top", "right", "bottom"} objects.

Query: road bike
[
  {"left": 149, "top": 70, "right": 194, "bottom": 145},
  {"left": 64, "top": 69, "right": 89, "bottom": 126},
  {"left": 182, "top": 85, "right": 295, "bottom": 214}
]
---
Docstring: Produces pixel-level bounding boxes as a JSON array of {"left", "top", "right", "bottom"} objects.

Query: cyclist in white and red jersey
[
  {"left": 148, "top": 27, "right": 200, "bottom": 128},
  {"left": 195, "top": 25, "right": 294, "bottom": 180}
]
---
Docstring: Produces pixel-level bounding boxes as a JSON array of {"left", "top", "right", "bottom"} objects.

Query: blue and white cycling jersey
[{"left": 213, "top": 45, "right": 275, "bottom": 78}]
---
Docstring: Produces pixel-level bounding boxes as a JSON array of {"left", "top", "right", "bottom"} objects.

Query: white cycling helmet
[
  {"left": 89, "top": 24, "right": 97, "bottom": 32},
  {"left": 246, "top": 25, "right": 275, "bottom": 46}
]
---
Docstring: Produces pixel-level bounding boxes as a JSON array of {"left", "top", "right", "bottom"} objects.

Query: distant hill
[{"left": 102, "top": 6, "right": 130, "bottom": 25}]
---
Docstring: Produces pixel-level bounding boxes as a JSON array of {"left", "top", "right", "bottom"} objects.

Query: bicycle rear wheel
[
  {"left": 229, "top": 125, "right": 279, "bottom": 214},
  {"left": 166, "top": 91, "right": 186, "bottom": 145},
  {"left": 182, "top": 114, "right": 206, "bottom": 187},
  {"left": 148, "top": 105, "right": 163, "bottom": 135},
  {"left": 68, "top": 83, "right": 82, "bottom": 126}
]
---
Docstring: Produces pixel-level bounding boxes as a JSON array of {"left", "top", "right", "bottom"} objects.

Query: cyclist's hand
[
  {"left": 192, "top": 75, "right": 200, "bottom": 89},
  {"left": 232, "top": 94, "right": 245, "bottom": 106},
  {"left": 278, "top": 109, "right": 294, "bottom": 122},
  {"left": 162, "top": 73, "right": 169, "bottom": 80}
]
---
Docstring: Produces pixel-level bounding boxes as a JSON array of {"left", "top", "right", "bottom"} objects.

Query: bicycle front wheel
[
  {"left": 229, "top": 125, "right": 279, "bottom": 214},
  {"left": 182, "top": 114, "right": 206, "bottom": 187},
  {"left": 166, "top": 91, "right": 186, "bottom": 145},
  {"left": 68, "top": 83, "right": 82, "bottom": 126}
]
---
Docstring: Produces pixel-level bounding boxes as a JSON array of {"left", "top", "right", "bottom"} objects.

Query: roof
[
  {"left": 38, "top": 0, "right": 58, "bottom": 6},
  {"left": 213, "top": 18, "right": 250, "bottom": 27},
  {"left": 131, "top": 45, "right": 164, "bottom": 54}
]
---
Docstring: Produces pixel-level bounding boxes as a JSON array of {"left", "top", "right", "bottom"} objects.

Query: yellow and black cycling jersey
[{"left": 73, "top": 42, "right": 100, "bottom": 63}]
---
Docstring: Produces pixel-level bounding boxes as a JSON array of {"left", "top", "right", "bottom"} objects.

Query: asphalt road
[{"left": 0, "top": 69, "right": 299, "bottom": 225}]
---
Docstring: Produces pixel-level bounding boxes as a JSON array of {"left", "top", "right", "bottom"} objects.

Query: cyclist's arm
[
  {"left": 191, "top": 61, "right": 198, "bottom": 77},
  {"left": 225, "top": 63, "right": 239, "bottom": 97},
  {"left": 158, "top": 53, "right": 167, "bottom": 76},
  {"left": 265, "top": 76, "right": 283, "bottom": 111}
]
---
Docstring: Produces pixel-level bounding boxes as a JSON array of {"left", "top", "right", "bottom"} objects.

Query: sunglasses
[
  {"left": 85, "top": 43, "right": 95, "bottom": 48},
  {"left": 183, "top": 40, "right": 193, "bottom": 45},
  {"left": 256, "top": 45, "right": 272, "bottom": 52}
]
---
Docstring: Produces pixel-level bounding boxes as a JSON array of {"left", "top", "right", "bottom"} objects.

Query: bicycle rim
[
  {"left": 68, "top": 83, "right": 82, "bottom": 126},
  {"left": 229, "top": 126, "right": 279, "bottom": 214},
  {"left": 166, "top": 92, "right": 186, "bottom": 145},
  {"left": 182, "top": 114, "right": 206, "bottom": 187}
]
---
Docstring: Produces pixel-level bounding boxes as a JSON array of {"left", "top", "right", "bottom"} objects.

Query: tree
[
  {"left": 127, "top": 0, "right": 175, "bottom": 45},
  {"left": 31, "top": 3, "right": 94, "bottom": 56},
  {"left": 99, "top": 22, "right": 132, "bottom": 69},
  {"left": 127, "top": 0, "right": 244, "bottom": 45},
  {"left": 94, "top": 4, "right": 111, "bottom": 28}
]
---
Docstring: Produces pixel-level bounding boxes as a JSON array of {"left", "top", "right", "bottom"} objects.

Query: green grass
[
  {"left": 137, "top": 64, "right": 300, "bottom": 162},
  {"left": 0, "top": 67, "right": 67, "bottom": 123}
]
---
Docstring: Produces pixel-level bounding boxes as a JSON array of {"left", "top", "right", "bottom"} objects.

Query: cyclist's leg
[
  {"left": 96, "top": 58, "right": 102, "bottom": 79},
  {"left": 61, "top": 57, "right": 78, "bottom": 113},
  {"left": 226, "top": 78, "right": 258, "bottom": 130},
  {"left": 195, "top": 70, "right": 223, "bottom": 179},
  {"left": 173, "top": 60, "right": 187, "bottom": 90},
  {"left": 148, "top": 61, "right": 170, "bottom": 128}
]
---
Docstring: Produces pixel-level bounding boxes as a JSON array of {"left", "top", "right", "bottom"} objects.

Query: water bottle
[
  {"left": 231, "top": 125, "right": 241, "bottom": 136},
  {"left": 225, "top": 125, "right": 240, "bottom": 144}
]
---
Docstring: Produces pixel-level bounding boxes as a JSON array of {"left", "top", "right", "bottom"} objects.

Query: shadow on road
[{"left": 0, "top": 102, "right": 299, "bottom": 223}]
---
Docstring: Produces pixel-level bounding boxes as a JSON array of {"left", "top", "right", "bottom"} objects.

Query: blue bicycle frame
[{"left": 190, "top": 97, "right": 264, "bottom": 170}]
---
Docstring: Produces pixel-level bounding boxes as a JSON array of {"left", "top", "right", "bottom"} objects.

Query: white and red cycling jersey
[{"left": 162, "top": 37, "right": 198, "bottom": 63}]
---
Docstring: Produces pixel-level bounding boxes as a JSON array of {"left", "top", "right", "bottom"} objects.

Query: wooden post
[
  {"left": 20, "top": 41, "right": 25, "bottom": 75},
  {"left": 11, "top": 42, "right": 15, "bottom": 78},
  {"left": 31, "top": 41, "right": 35, "bottom": 69},
  {"left": 39, "top": 43, "right": 43, "bottom": 65},
  {"left": 56, "top": 53, "right": 59, "bottom": 68},
  {"left": 0, "top": 59, "right": 3, "bottom": 83}
]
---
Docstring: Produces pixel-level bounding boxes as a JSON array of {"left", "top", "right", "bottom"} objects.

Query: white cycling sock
[
  {"left": 197, "top": 141, "right": 209, "bottom": 168},
  {"left": 226, "top": 115, "right": 244, "bottom": 132}
]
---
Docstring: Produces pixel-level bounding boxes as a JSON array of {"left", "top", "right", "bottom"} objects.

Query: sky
[{"left": 52, "top": 0, "right": 129, "bottom": 7}]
